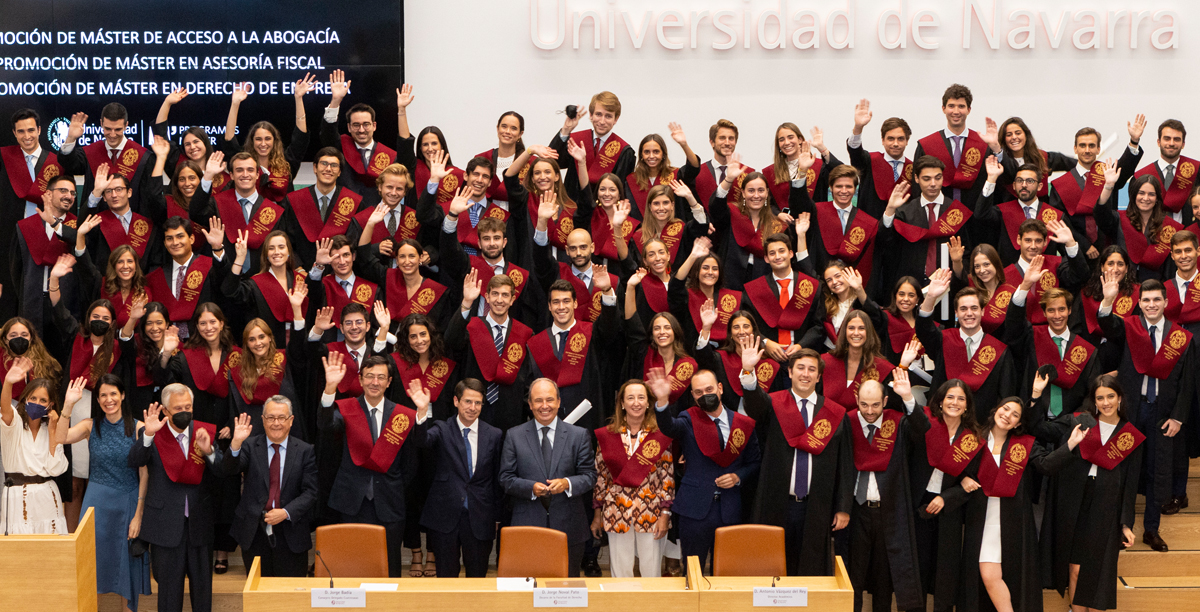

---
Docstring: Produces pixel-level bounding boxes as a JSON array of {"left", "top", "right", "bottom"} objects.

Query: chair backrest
[
  {"left": 497, "top": 526, "right": 570, "bottom": 577},
  {"left": 712, "top": 524, "right": 787, "bottom": 577},
  {"left": 314, "top": 523, "right": 389, "bottom": 578}
]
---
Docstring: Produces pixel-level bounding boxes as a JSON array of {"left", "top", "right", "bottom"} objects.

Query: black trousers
[
  {"left": 784, "top": 497, "right": 809, "bottom": 577},
  {"left": 151, "top": 517, "right": 212, "bottom": 612},
  {"left": 850, "top": 503, "right": 894, "bottom": 612},
  {"left": 241, "top": 522, "right": 309, "bottom": 577},
  {"left": 343, "top": 498, "right": 405, "bottom": 577},
  {"left": 427, "top": 507, "right": 495, "bottom": 577}
]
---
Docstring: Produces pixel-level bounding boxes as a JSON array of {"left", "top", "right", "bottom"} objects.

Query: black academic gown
[
  {"left": 915, "top": 317, "right": 1017, "bottom": 417},
  {"left": 442, "top": 311, "right": 533, "bottom": 432}
]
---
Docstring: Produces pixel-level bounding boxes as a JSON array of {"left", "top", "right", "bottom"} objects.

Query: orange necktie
[{"left": 777, "top": 278, "right": 791, "bottom": 345}]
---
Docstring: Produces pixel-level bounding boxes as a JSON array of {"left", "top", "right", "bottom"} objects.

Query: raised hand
[
  {"left": 560, "top": 101, "right": 586, "bottom": 135},
  {"left": 231, "top": 413, "right": 253, "bottom": 448},
  {"left": 886, "top": 180, "right": 910, "bottom": 212},
  {"left": 982, "top": 116, "right": 1000, "bottom": 151},
  {"left": 204, "top": 151, "right": 226, "bottom": 180},
  {"left": 843, "top": 267, "right": 863, "bottom": 292},
  {"left": 396, "top": 83, "right": 415, "bottom": 109},
  {"left": 287, "top": 282, "right": 308, "bottom": 308},
  {"left": 809, "top": 126, "right": 826, "bottom": 154},
  {"left": 233, "top": 229, "right": 249, "bottom": 261},
  {"left": 314, "top": 237, "right": 333, "bottom": 266},
  {"left": 796, "top": 141, "right": 816, "bottom": 172},
  {"left": 612, "top": 200, "right": 631, "bottom": 232},
  {"left": 322, "top": 352, "right": 347, "bottom": 389},
  {"left": 462, "top": 268, "right": 482, "bottom": 305},
  {"left": 152, "top": 135, "right": 171, "bottom": 158},
  {"left": 194, "top": 427, "right": 213, "bottom": 456},
  {"left": 1032, "top": 370, "right": 1050, "bottom": 396},
  {"left": 329, "top": 69, "right": 351, "bottom": 103},
  {"left": 669, "top": 178, "right": 694, "bottom": 200},
  {"left": 162, "top": 326, "right": 180, "bottom": 354},
  {"left": 925, "top": 268, "right": 953, "bottom": 300},
  {"left": 1066, "top": 423, "right": 1088, "bottom": 450},
  {"left": 892, "top": 366, "right": 913, "bottom": 400},
  {"left": 537, "top": 189, "right": 560, "bottom": 222},
  {"left": 592, "top": 264, "right": 613, "bottom": 292},
  {"left": 527, "top": 144, "right": 559, "bottom": 160},
  {"left": 1101, "top": 158, "right": 1120, "bottom": 186},
  {"left": 67, "top": 112, "right": 88, "bottom": 143},
  {"left": 724, "top": 153, "right": 744, "bottom": 184},
  {"left": 129, "top": 294, "right": 148, "bottom": 322},
  {"left": 367, "top": 202, "right": 389, "bottom": 227},
  {"left": 313, "top": 306, "right": 335, "bottom": 332},
  {"left": 64, "top": 376, "right": 87, "bottom": 408},
  {"left": 646, "top": 367, "right": 672, "bottom": 404},
  {"left": 202, "top": 217, "right": 226, "bottom": 251},
  {"left": 740, "top": 334, "right": 764, "bottom": 372},
  {"left": 408, "top": 378, "right": 431, "bottom": 414},
  {"left": 566, "top": 138, "right": 587, "bottom": 163},
  {"left": 373, "top": 301, "right": 392, "bottom": 331},
  {"left": 1101, "top": 268, "right": 1120, "bottom": 303},
  {"left": 984, "top": 155, "right": 1003, "bottom": 182},
  {"left": 1046, "top": 218, "right": 1075, "bottom": 246},
  {"left": 293, "top": 72, "right": 317, "bottom": 98},
  {"left": 668, "top": 121, "right": 688, "bottom": 145},
  {"left": 690, "top": 236, "right": 712, "bottom": 259},
  {"left": 699, "top": 298, "right": 718, "bottom": 329},
  {"left": 77, "top": 214, "right": 102, "bottom": 237},
  {"left": 948, "top": 235, "right": 964, "bottom": 264},
  {"left": 50, "top": 253, "right": 76, "bottom": 280},
  {"left": 1022, "top": 254, "right": 1045, "bottom": 289},
  {"left": 852, "top": 99, "right": 872, "bottom": 131},
  {"left": 1128, "top": 113, "right": 1147, "bottom": 144},
  {"left": 93, "top": 163, "right": 113, "bottom": 197},
  {"left": 142, "top": 403, "right": 165, "bottom": 436},
  {"left": 428, "top": 149, "right": 449, "bottom": 183},
  {"left": 628, "top": 267, "right": 648, "bottom": 288},
  {"left": 448, "top": 186, "right": 471, "bottom": 217},
  {"left": 164, "top": 87, "right": 188, "bottom": 106},
  {"left": 231, "top": 81, "right": 251, "bottom": 105}
]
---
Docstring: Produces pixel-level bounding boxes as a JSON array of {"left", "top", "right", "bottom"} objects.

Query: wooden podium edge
[{"left": 75, "top": 507, "right": 97, "bottom": 612}]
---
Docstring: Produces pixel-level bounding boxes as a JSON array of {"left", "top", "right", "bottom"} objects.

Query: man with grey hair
[
  {"left": 221, "top": 395, "right": 318, "bottom": 576},
  {"left": 499, "top": 377, "right": 596, "bottom": 576},
  {"left": 129, "top": 382, "right": 223, "bottom": 612}
]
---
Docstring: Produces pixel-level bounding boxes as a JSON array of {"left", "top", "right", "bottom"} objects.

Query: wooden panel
[
  {"left": 0, "top": 507, "right": 95, "bottom": 612},
  {"left": 696, "top": 558, "right": 853, "bottom": 612},
  {"left": 1120, "top": 550, "right": 1200, "bottom": 576},
  {"left": 1129, "top": 514, "right": 1200, "bottom": 551}
]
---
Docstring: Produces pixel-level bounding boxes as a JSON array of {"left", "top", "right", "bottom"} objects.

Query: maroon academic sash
[
  {"left": 917, "top": 131, "right": 987, "bottom": 189},
  {"left": 1081, "top": 288, "right": 1139, "bottom": 335},
  {"left": 728, "top": 202, "right": 783, "bottom": 259},
  {"left": 1, "top": 146, "right": 62, "bottom": 201},
  {"left": 719, "top": 350, "right": 779, "bottom": 396},
  {"left": 1165, "top": 276, "right": 1200, "bottom": 324},
  {"left": 355, "top": 205, "right": 421, "bottom": 244},
  {"left": 765, "top": 158, "right": 825, "bottom": 205},
  {"left": 83, "top": 139, "right": 145, "bottom": 181},
  {"left": 16, "top": 213, "right": 75, "bottom": 266},
  {"left": 819, "top": 355, "right": 895, "bottom": 411},
  {"left": 625, "top": 168, "right": 677, "bottom": 217},
  {"left": 478, "top": 148, "right": 532, "bottom": 202},
  {"left": 134, "top": 343, "right": 153, "bottom": 387},
  {"left": 384, "top": 275, "right": 446, "bottom": 319},
  {"left": 326, "top": 342, "right": 363, "bottom": 396},
  {"left": 395, "top": 356, "right": 455, "bottom": 403},
  {"left": 1078, "top": 420, "right": 1145, "bottom": 471},
  {"left": 972, "top": 281, "right": 1016, "bottom": 335},
  {"left": 68, "top": 334, "right": 120, "bottom": 390},
  {"left": 255, "top": 166, "right": 291, "bottom": 203},
  {"left": 147, "top": 256, "right": 213, "bottom": 323},
  {"left": 645, "top": 219, "right": 686, "bottom": 262},
  {"left": 322, "top": 275, "right": 378, "bottom": 325},
  {"left": 640, "top": 275, "right": 669, "bottom": 313},
  {"left": 153, "top": 420, "right": 216, "bottom": 485},
  {"left": 559, "top": 263, "right": 616, "bottom": 323},
  {"left": 870, "top": 152, "right": 913, "bottom": 202},
  {"left": 978, "top": 434, "right": 1034, "bottom": 498},
  {"left": 227, "top": 350, "right": 286, "bottom": 405},
  {"left": 1135, "top": 157, "right": 1198, "bottom": 213},
  {"left": 1050, "top": 163, "right": 1107, "bottom": 216},
  {"left": 882, "top": 311, "right": 923, "bottom": 358},
  {"left": 686, "top": 406, "right": 756, "bottom": 468},
  {"left": 1004, "top": 256, "right": 1063, "bottom": 325},
  {"left": 340, "top": 134, "right": 397, "bottom": 188},
  {"left": 595, "top": 428, "right": 673, "bottom": 488},
  {"left": 449, "top": 201, "right": 510, "bottom": 252},
  {"left": 1032, "top": 327, "right": 1095, "bottom": 390},
  {"left": 1124, "top": 317, "right": 1193, "bottom": 380},
  {"left": 99, "top": 285, "right": 152, "bottom": 330},
  {"left": 570, "top": 130, "right": 630, "bottom": 186},
  {"left": 527, "top": 322, "right": 593, "bottom": 388},
  {"left": 338, "top": 398, "right": 414, "bottom": 473},
  {"left": 527, "top": 191, "right": 578, "bottom": 250},
  {"left": 849, "top": 409, "right": 902, "bottom": 472},
  {"left": 743, "top": 273, "right": 818, "bottom": 332},
  {"left": 286, "top": 187, "right": 360, "bottom": 242},
  {"left": 165, "top": 195, "right": 202, "bottom": 239},
  {"left": 694, "top": 162, "right": 754, "bottom": 212},
  {"left": 250, "top": 269, "right": 309, "bottom": 323},
  {"left": 690, "top": 288, "right": 740, "bottom": 344},
  {"left": 644, "top": 352, "right": 697, "bottom": 404},
  {"left": 998, "top": 201, "right": 1063, "bottom": 250},
  {"left": 466, "top": 317, "right": 533, "bottom": 386},
  {"left": 1002, "top": 150, "right": 1052, "bottom": 199},
  {"left": 215, "top": 190, "right": 284, "bottom": 249},
  {"left": 923, "top": 409, "right": 983, "bottom": 477},
  {"left": 814, "top": 201, "right": 878, "bottom": 285},
  {"left": 591, "top": 212, "right": 638, "bottom": 261},
  {"left": 770, "top": 391, "right": 845, "bottom": 455},
  {"left": 97, "top": 209, "right": 152, "bottom": 259},
  {"left": 183, "top": 346, "right": 234, "bottom": 398},
  {"left": 942, "top": 331, "right": 1007, "bottom": 391},
  {"left": 469, "top": 258, "right": 529, "bottom": 303},
  {"left": 892, "top": 200, "right": 973, "bottom": 243},
  {"left": 1123, "top": 215, "right": 1184, "bottom": 269}
]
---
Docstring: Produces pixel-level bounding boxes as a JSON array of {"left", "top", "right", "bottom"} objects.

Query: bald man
[
  {"left": 532, "top": 209, "right": 621, "bottom": 324},
  {"left": 843, "top": 375, "right": 925, "bottom": 612},
  {"left": 499, "top": 378, "right": 596, "bottom": 576}
]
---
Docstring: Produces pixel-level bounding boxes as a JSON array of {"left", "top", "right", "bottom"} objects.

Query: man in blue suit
[
  {"left": 649, "top": 368, "right": 761, "bottom": 574},
  {"left": 412, "top": 378, "right": 503, "bottom": 577},
  {"left": 499, "top": 378, "right": 597, "bottom": 576}
]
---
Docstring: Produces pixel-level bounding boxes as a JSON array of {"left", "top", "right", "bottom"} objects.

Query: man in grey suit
[{"left": 499, "top": 378, "right": 597, "bottom": 576}]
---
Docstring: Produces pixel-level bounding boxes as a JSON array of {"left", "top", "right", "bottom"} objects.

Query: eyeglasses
[
  {"left": 317, "top": 161, "right": 341, "bottom": 169},
  {"left": 52, "top": 187, "right": 77, "bottom": 196},
  {"left": 263, "top": 415, "right": 292, "bottom": 423},
  {"left": 103, "top": 187, "right": 127, "bottom": 195},
  {"left": 1012, "top": 178, "right": 1039, "bottom": 186},
  {"left": 362, "top": 374, "right": 389, "bottom": 382},
  {"left": 350, "top": 122, "right": 374, "bottom": 131}
]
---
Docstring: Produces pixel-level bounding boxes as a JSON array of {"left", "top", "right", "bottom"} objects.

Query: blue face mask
[{"left": 24, "top": 402, "right": 48, "bottom": 421}]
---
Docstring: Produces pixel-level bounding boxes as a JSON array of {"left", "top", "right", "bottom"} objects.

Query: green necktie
[{"left": 1049, "top": 336, "right": 1064, "bottom": 417}]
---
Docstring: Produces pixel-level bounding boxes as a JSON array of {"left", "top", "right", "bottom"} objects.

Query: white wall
[{"left": 405, "top": 0, "right": 1191, "bottom": 172}]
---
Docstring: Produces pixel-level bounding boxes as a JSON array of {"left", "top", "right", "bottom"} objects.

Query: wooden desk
[
  {"left": 243, "top": 557, "right": 699, "bottom": 612},
  {"left": 694, "top": 556, "right": 853, "bottom": 611},
  {"left": 0, "top": 507, "right": 96, "bottom": 612}
]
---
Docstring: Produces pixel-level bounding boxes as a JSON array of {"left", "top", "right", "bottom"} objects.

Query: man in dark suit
[
  {"left": 1099, "top": 276, "right": 1196, "bottom": 552},
  {"left": 127, "top": 383, "right": 223, "bottom": 612},
  {"left": 499, "top": 378, "right": 597, "bottom": 576},
  {"left": 1049, "top": 125, "right": 1142, "bottom": 256},
  {"left": 143, "top": 216, "right": 231, "bottom": 339},
  {"left": 12, "top": 176, "right": 81, "bottom": 336},
  {"left": 412, "top": 378, "right": 504, "bottom": 577},
  {"left": 742, "top": 348, "right": 854, "bottom": 577},
  {"left": 911, "top": 84, "right": 991, "bottom": 212},
  {"left": 221, "top": 396, "right": 318, "bottom": 577},
  {"left": 319, "top": 353, "right": 417, "bottom": 577},
  {"left": 652, "top": 368, "right": 761, "bottom": 574},
  {"left": 59, "top": 103, "right": 152, "bottom": 215}
]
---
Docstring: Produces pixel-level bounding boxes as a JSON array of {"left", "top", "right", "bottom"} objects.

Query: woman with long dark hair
[
  {"left": 154, "top": 87, "right": 232, "bottom": 192},
  {"left": 993, "top": 117, "right": 1075, "bottom": 202},
  {"left": 707, "top": 156, "right": 790, "bottom": 291},
  {"left": 0, "top": 316, "right": 62, "bottom": 397},
  {"left": 222, "top": 229, "right": 310, "bottom": 347},
  {"left": 56, "top": 374, "right": 151, "bottom": 611},
  {"left": 1108, "top": 174, "right": 1181, "bottom": 281},
  {"left": 0, "top": 362, "right": 67, "bottom": 534},
  {"left": 1074, "top": 246, "right": 1139, "bottom": 348},
  {"left": 950, "top": 241, "right": 1015, "bottom": 335},
  {"left": 767, "top": 123, "right": 842, "bottom": 205},
  {"left": 622, "top": 303, "right": 696, "bottom": 406},
  {"left": 122, "top": 301, "right": 171, "bottom": 412},
  {"left": 668, "top": 238, "right": 739, "bottom": 350},
  {"left": 476, "top": 111, "right": 526, "bottom": 204},
  {"left": 624, "top": 127, "right": 701, "bottom": 221},
  {"left": 820, "top": 310, "right": 915, "bottom": 409},
  {"left": 222, "top": 75, "right": 316, "bottom": 201}
]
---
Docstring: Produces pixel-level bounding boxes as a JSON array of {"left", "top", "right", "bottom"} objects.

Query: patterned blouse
[{"left": 593, "top": 427, "right": 675, "bottom": 533}]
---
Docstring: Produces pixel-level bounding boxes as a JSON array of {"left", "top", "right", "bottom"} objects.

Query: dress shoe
[
  {"left": 662, "top": 558, "right": 683, "bottom": 577},
  {"left": 1162, "top": 495, "right": 1189, "bottom": 515},
  {"left": 581, "top": 557, "right": 603, "bottom": 577},
  {"left": 1142, "top": 531, "right": 1169, "bottom": 552}
]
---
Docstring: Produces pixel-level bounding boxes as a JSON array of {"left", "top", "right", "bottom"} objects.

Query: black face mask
[
  {"left": 169, "top": 411, "right": 193, "bottom": 430},
  {"left": 7, "top": 337, "right": 29, "bottom": 356},
  {"left": 88, "top": 320, "right": 111, "bottom": 337},
  {"left": 696, "top": 393, "right": 721, "bottom": 413}
]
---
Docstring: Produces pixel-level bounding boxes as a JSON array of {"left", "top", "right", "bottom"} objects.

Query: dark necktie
[
  {"left": 890, "top": 160, "right": 901, "bottom": 181},
  {"left": 487, "top": 324, "right": 503, "bottom": 404},
  {"left": 320, "top": 195, "right": 330, "bottom": 220},
  {"left": 793, "top": 399, "right": 810, "bottom": 498},
  {"left": 110, "top": 148, "right": 120, "bottom": 168},
  {"left": 554, "top": 330, "right": 567, "bottom": 361},
  {"left": 1165, "top": 164, "right": 1176, "bottom": 189},
  {"left": 1147, "top": 326, "right": 1158, "bottom": 403},
  {"left": 462, "top": 428, "right": 473, "bottom": 510},
  {"left": 925, "top": 203, "right": 938, "bottom": 276},
  {"left": 369, "top": 408, "right": 380, "bottom": 442},
  {"left": 266, "top": 443, "right": 282, "bottom": 511},
  {"left": 387, "top": 210, "right": 398, "bottom": 236},
  {"left": 718, "top": 165, "right": 727, "bottom": 184},
  {"left": 715, "top": 416, "right": 726, "bottom": 450},
  {"left": 855, "top": 424, "right": 877, "bottom": 505}
]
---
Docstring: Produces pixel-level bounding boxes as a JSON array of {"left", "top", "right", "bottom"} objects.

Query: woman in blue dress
[{"left": 56, "top": 373, "right": 151, "bottom": 611}]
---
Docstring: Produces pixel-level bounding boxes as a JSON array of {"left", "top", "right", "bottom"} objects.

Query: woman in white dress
[{"left": 0, "top": 356, "right": 68, "bottom": 534}]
